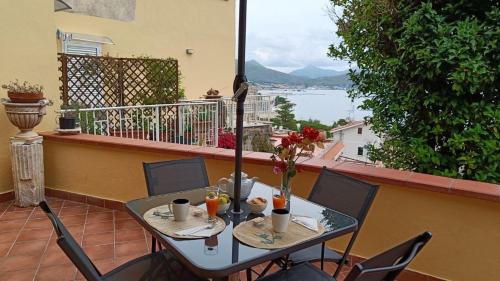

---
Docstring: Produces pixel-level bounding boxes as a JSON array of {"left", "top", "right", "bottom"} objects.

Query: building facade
[
  {"left": 330, "top": 121, "right": 381, "bottom": 163},
  {"left": 0, "top": 0, "right": 235, "bottom": 194}
]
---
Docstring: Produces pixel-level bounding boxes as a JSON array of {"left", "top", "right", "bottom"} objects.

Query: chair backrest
[
  {"left": 143, "top": 157, "right": 210, "bottom": 196},
  {"left": 344, "top": 232, "right": 432, "bottom": 281},
  {"left": 39, "top": 201, "right": 103, "bottom": 281},
  {"left": 309, "top": 167, "right": 379, "bottom": 228}
]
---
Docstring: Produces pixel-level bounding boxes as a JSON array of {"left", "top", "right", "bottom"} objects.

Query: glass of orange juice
[
  {"left": 205, "top": 186, "right": 219, "bottom": 223},
  {"left": 272, "top": 189, "right": 286, "bottom": 209}
]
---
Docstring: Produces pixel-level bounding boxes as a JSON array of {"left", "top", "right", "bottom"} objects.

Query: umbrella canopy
[{"left": 232, "top": 0, "right": 249, "bottom": 214}]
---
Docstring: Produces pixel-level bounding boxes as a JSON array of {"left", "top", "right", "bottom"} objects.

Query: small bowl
[
  {"left": 246, "top": 197, "right": 268, "bottom": 214},
  {"left": 217, "top": 202, "right": 230, "bottom": 215}
]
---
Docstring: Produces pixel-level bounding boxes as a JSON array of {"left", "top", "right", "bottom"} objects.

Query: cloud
[{"left": 242, "top": 0, "right": 348, "bottom": 70}]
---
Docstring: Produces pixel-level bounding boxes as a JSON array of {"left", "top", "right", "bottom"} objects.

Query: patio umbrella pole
[{"left": 231, "top": 0, "right": 249, "bottom": 214}]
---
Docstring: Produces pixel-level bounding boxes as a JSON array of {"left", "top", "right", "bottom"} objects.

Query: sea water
[{"left": 259, "top": 89, "right": 371, "bottom": 125}]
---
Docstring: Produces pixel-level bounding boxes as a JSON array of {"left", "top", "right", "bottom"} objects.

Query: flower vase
[{"left": 281, "top": 174, "right": 292, "bottom": 210}]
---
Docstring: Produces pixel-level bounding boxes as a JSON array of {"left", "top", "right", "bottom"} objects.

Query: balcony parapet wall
[{"left": 39, "top": 131, "right": 500, "bottom": 203}]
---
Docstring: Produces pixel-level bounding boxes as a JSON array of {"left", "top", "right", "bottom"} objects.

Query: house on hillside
[{"left": 330, "top": 121, "right": 381, "bottom": 163}]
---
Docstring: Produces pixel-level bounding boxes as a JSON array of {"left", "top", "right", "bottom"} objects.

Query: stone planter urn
[
  {"left": 1, "top": 98, "right": 51, "bottom": 140},
  {"left": 1, "top": 98, "right": 52, "bottom": 207}
]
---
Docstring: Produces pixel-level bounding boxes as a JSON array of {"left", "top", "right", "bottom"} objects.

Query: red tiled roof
[
  {"left": 320, "top": 142, "right": 344, "bottom": 160},
  {"left": 330, "top": 121, "right": 365, "bottom": 133}
]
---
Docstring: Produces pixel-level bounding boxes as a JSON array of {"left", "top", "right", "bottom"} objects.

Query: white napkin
[
  {"left": 174, "top": 225, "right": 214, "bottom": 237},
  {"left": 292, "top": 216, "right": 319, "bottom": 232}
]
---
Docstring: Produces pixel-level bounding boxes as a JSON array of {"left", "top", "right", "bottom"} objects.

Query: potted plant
[
  {"left": 59, "top": 103, "right": 80, "bottom": 130},
  {"left": 1, "top": 80, "right": 44, "bottom": 103}
]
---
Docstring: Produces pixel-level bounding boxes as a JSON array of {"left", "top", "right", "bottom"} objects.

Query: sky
[{"left": 240, "top": 0, "right": 348, "bottom": 72}]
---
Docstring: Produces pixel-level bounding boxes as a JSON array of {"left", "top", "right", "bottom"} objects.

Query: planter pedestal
[
  {"left": 10, "top": 137, "right": 45, "bottom": 207},
  {"left": 1, "top": 99, "right": 50, "bottom": 207}
]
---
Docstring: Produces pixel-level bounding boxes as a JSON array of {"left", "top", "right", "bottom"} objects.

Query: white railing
[
  {"left": 64, "top": 102, "right": 219, "bottom": 147},
  {"left": 221, "top": 95, "right": 275, "bottom": 129}
]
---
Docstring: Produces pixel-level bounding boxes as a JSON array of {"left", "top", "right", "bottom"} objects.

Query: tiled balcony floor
[{"left": 0, "top": 197, "right": 352, "bottom": 281}]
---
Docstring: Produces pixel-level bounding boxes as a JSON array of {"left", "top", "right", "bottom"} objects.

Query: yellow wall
[
  {"left": 54, "top": 0, "right": 236, "bottom": 98},
  {"left": 43, "top": 139, "right": 500, "bottom": 281},
  {"left": 0, "top": 0, "right": 235, "bottom": 193},
  {"left": 0, "top": 0, "right": 60, "bottom": 193}
]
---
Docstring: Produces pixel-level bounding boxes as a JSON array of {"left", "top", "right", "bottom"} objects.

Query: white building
[{"left": 330, "top": 121, "right": 381, "bottom": 163}]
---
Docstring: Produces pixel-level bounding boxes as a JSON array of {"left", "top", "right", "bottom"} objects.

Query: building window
[
  {"left": 357, "top": 127, "right": 363, "bottom": 134},
  {"left": 357, "top": 147, "right": 364, "bottom": 156}
]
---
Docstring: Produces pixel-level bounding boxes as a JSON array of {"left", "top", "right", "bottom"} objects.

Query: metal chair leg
[
  {"left": 320, "top": 242, "right": 325, "bottom": 270},
  {"left": 151, "top": 236, "right": 157, "bottom": 252},
  {"left": 246, "top": 268, "right": 253, "bottom": 281}
]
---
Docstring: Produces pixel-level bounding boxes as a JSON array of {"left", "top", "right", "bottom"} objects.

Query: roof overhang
[{"left": 57, "top": 29, "right": 115, "bottom": 45}]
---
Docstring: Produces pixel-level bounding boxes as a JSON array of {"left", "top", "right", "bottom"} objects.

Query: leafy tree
[
  {"left": 272, "top": 98, "right": 297, "bottom": 131},
  {"left": 332, "top": 118, "right": 349, "bottom": 128},
  {"left": 329, "top": 0, "right": 499, "bottom": 183},
  {"left": 274, "top": 96, "right": 287, "bottom": 106},
  {"left": 298, "top": 119, "right": 332, "bottom": 138}
]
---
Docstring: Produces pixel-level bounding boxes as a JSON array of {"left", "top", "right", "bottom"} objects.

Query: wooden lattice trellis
[{"left": 58, "top": 53, "right": 179, "bottom": 108}]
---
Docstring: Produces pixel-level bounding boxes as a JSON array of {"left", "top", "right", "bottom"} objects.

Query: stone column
[{"left": 10, "top": 137, "right": 45, "bottom": 207}]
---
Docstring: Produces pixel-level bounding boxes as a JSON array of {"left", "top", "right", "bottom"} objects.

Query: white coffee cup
[
  {"left": 168, "top": 198, "right": 190, "bottom": 221},
  {"left": 272, "top": 208, "right": 290, "bottom": 233}
]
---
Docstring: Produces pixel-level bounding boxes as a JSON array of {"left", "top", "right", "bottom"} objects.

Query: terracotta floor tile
[
  {"left": 5, "top": 205, "right": 34, "bottom": 213},
  {"left": 9, "top": 240, "right": 47, "bottom": 257},
  {"left": 0, "top": 269, "right": 37, "bottom": 281},
  {"left": 88, "top": 206, "right": 112, "bottom": 213},
  {"left": 24, "top": 217, "right": 53, "bottom": 230},
  {"left": 0, "top": 242, "right": 13, "bottom": 257},
  {"left": 114, "top": 211, "right": 132, "bottom": 220},
  {"left": 93, "top": 257, "right": 116, "bottom": 273},
  {"left": 115, "top": 219, "right": 142, "bottom": 230},
  {"left": 86, "top": 212, "right": 114, "bottom": 224},
  {"left": 115, "top": 240, "right": 147, "bottom": 257},
  {"left": 65, "top": 224, "right": 85, "bottom": 236},
  {"left": 16, "top": 228, "right": 52, "bottom": 242},
  {"left": 114, "top": 252, "right": 146, "bottom": 266},
  {"left": 0, "top": 211, "right": 32, "bottom": 221},
  {"left": 35, "top": 264, "right": 77, "bottom": 281},
  {"left": 0, "top": 219, "right": 26, "bottom": 233},
  {"left": 85, "top": 221, "right": 114, "bottom": 234},
  {"left": 62, "top": 200, "right": 86, "bottom": 207},
  {"left": 83, "top": 231, "right": 114, "bottom": 247},
  {"left": 59, "top": 205, "right": 88, "bottom": 217},
  {"left": 0, "top": 254, "right": 41, "bottom": 272},
  {"left": 115, "top": 229, "right": 145, "bottom": 243},
  {"left": 0, "top": 231, "right": 18, "bottom": 244},
  {"left": 83, "top": 243, "right": 114, "bottom": 260},
  {"left": 40, "top": 249, "right": 73, "bottom": 267},
  {"left": 30, "top": 209, "right": 59, "bottom": 219},
  {"left": 59, "top": 214, "right": 86, "bottom": 226}
]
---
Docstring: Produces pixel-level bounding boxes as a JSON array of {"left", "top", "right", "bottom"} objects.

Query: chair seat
[
  {"left": 288, "top": 244, "right": 343, "bottom": 265},
  {"left": 258, "top": 263, "right": 334, "bottom": 281},
  {"left": 103, "top": 251, "right": 206, "bottom": 281}
]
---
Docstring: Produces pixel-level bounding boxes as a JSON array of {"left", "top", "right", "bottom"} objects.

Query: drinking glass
[
  {"left": 205, "top": 186, "right": 219, "bottom": 223},
  {"left": 272, "top": 188, "right": 286, "bottom": 209}
]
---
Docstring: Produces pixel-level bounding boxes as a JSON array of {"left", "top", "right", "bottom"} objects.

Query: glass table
[{"left": 126, "top": 182, "right": 358, "bottom": 281}]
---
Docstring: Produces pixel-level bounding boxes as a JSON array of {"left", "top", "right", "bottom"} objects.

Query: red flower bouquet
[{"left": 271, "top": 126, "right": 324, "bottom": 207}]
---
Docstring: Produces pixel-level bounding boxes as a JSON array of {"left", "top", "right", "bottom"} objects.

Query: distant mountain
[
  {"left": 245, "top": 60, "right": 351, "bottom": 89},
  {"left": 289, "top": 65, "right": 348, "bottom": 79},
  {"left": 246, "top": 60, "right": 308, "bottom": 85}
]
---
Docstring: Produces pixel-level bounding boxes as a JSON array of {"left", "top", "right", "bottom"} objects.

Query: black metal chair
[
  {"left": 289, "top": 167, "right": 379, "bottom": 276},
  {"left": 257, "top": 232, "right": 432, "bottom": 281},
  {"left": 39, "top": 201, "right": 206, "bottom": 281},
  {"left": 248, "top": 168, "right": 378, "bottom": 280},
  {"left": 143, "top": 157, "right": 210, "bottom": 251}
]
